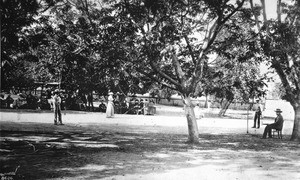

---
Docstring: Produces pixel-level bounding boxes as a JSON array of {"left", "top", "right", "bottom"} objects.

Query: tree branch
[
  {"left": 149, "top": 58, "right": 182, "bottom": 88},
  {"left": 277, "top": 0, "right": 282, "bottom": 23},
  {"left": 184, "top": 34, "right": 196, "bottom": 65},
  {"left": 272, "top": 59, "right": 297, "bottom": 105},
  {"left": 260, "top": 0, "right": 268, "bottom": 23},
  {"left": 249, "top": 0, "right": 261, "bottom": 30},
  {"left": 138, "top": 25, "right": 182, "bottom": 89}
]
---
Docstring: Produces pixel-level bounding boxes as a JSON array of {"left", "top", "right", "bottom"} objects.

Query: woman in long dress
[{"left": 106, "top": 92, "right": 114, "bottom": 118}]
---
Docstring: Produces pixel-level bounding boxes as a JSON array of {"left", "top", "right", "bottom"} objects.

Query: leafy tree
[
  {"left": 209, "top": 56, "right": 266, "bottom": 116},
  {"left": 250, "top": 0, "right": 300, "bottom": 141},
  {"left": 1, "top": 0, "right": 39, "bottom": 90},
  {"left": 108, "top": 0, "right": 246, "bottom": 143},
  {"left": 1, "top": 0, "right": 57, "bottom": 91},
  {"left": 26, "top": 0, "right": 154, "bottom": 105},
  {"left": 208, "top": 14, "right": 267, "bottom": 116}
]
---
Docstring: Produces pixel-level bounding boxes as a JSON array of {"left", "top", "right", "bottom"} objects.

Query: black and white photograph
[{"left": 1, "top": 0, "right": 299, "bottom": 179}]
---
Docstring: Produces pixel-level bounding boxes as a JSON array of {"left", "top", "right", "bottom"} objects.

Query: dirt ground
[{"left": 0, "top": 106, "right": 299, "bottom": 180}]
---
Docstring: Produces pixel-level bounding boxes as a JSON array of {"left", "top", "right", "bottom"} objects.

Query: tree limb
[
  {"left": 249, "top": 0, "right": 261, "bottom": 30},
  {"left": 272, "top": 58, "right": 297, "bottom": 105}
]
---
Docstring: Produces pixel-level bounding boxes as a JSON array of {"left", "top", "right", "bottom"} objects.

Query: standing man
[
  {"left": 87, "top": 93, "right": 94, "bottom": 111},
  {"left": 262, "top": 109, "right": 284, "bottom": 139},
  {"left": 252, "top": 99, "right": 262, "bottom": 129},
  {"left": 53, "top": 89, "right": 63, "bottom": 125}
]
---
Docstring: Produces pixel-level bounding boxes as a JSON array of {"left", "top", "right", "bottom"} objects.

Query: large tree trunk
[
  {"left": 218, "top": 98, "right": 233, "bottom": 117},
  {"left": 183, "top": 96, "right": 199, "bottom": 144},
  {"left": 291, "top": 105, "right": 300, "bottom": 141}
]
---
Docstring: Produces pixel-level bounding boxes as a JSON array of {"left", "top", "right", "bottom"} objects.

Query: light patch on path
[
  {"left": 47, "top": 141, "right": 119, "bottom": 149},
  {"left": 145, "top": 153, "right": 171, "bottom": 158},
  {"left": 74, "top": 143, "right": 119, "bottom": 148},
  {"left": 0, "top": 136, "right": 58, "bottom": 142},
  {"left": 101, "top": 149, "right": 300, "bottom": 180}
]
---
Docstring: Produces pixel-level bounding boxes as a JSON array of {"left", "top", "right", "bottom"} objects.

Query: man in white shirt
[
  {"left": 252, "top": 99, "right": 262, "bottom": 129},
  {"left": 53, "top": 89, "right": 63, "bottom": 125}
]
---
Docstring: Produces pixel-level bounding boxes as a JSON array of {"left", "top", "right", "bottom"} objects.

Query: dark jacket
[{"left": 273, "top": 114, "right": 284, "bottom": 130}]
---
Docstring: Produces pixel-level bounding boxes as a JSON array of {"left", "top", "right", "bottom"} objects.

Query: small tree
[{"left": 109, "top": 0, "right": 246, "bottom": 143}]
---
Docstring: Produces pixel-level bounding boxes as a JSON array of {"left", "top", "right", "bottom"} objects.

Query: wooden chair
[
  {"left": 272, "top": 129, "right": 283, "bottom": 139},
  {"left": 272, "top": 121, "right": 284, "bottom": 139}
]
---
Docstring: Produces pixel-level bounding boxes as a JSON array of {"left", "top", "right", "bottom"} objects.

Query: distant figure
[
  {"left": 53, "top": 89, "right": 63, "bottom": 125},
  {"left": 262, "top": 109, "right": 284, "bottom": 139},
  {"left": 99, "top": 100, "right": 106, "bottom": 113},
  {"left": 194, "top": 104, "right": 201, "bottom": 119},
  {"left": 133, "top": 99, "right": 140, "bottom": 114},
  {"left": 139, "top": 99, "right": 144, "bottom": 114},
  {"left": 125, "top": 96, "right": 130, "bottom": 108},
  {"left": 120, "top": 100, "right": 128, "bottom": 114},
  {"left": 0, "top": 94, "right": 5, "bottom": 108},
  {"left": 81, "top": 94, "right": 87, "bottom": 110},
  {"left": 114, "top": 99, "right": 120, "bottom": 114},
  {"left": 87, "top": 93, "right": 94, "bottom": 111},
  {"left": 252, "top": 99, "right": 262, "bottom": 128},
  {"left": 106, "top": 92, "right": 114, "bottom": 118},
  {"left": 5, "top": 94, "right": 14, "bottom": 108},
  {"left": 46, "top": 89, "right": 53, "bottom": 110},
  {"left": 149, "top": 99, "right": 155, "bottom": 106},
  {"left": 37, "top": 96, "right": 42, "bottom": 110},
  {"left": 26, "top": 92, "right": 36, "bottom": 109}
]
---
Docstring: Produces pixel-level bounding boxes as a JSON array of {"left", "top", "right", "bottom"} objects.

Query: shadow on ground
[{"left": 0, "top": 122, "right": 299, "bottom": 180}]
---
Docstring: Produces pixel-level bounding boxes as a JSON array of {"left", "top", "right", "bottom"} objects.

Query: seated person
[
  {"left": 262, "top": 108, "right": 284, "bottom": 139},
  {"left": 120, "top": 100, "right": 128, "bottom": 114},
  {"left": 133, "top": 99, "right": 140, "bottom": 114},
  {"left": 114, "top": 99, "right": 120, "bottom": 114},
  {"left": 0, "top": 94, "right": 5, "bottom": 108},
  {"left": 127, "top": 99, "right": 135, "bottom": 114},
  {"left": 149, "top": 99, "right": 155, "bottom": 106},
  {"left": 146, "top": 99, "right": 156, "bottom": 115},
  {"left": 5, "top": 94, "right": 14, "bottom": 108},
  {"left": 75, "top": 97, "right": 84, "bottom": 110},
  {"left": 99, "top": 101, "right": 106, "bottom": 112},
  {"left": 137, "top": 99, "right": 144, "bottom": 114}
]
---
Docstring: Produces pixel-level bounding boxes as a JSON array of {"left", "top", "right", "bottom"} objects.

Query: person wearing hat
[
  {"left": 53, "top": 89, "right": 63, "bottom": 125},
  {"left": 252, "top": 99, "right": 262, "bottom": 128},
  {"left": 106, "top": 92, "right": 114, "bottom": 118},
  {"left": 262, "top": 108, "right": 284, "bottom": 139}
]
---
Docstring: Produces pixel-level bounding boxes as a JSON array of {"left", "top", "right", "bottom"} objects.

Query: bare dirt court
[{"left": 0, "top": 105, "right": 299, "bottom": 180}]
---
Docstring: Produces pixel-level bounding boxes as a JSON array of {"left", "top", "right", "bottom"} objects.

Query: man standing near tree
[
  {"left": 252, "top": 99, "right": 262, "bottom": 129},
  {"left": 53, "top": 89, "right": 63, "bottom": 125}
]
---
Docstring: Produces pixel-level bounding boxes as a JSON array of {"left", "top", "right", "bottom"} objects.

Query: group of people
[
  {"left": 0, "top": 94, "right": 14, "bottom": 108},
  {"left": 2, "top": 90, "right": 283, "bottom": 139},
  {"left": 251, "top": 99, "right": 284, "bottom": 139},
  {"left": 0, "top": 93, "right": 39, "bottom": 109},
  {"left": 105, "top": 92, "right": 156, "bottom": 118},
  {"left": 50, "top": 90, "right": 157, "bottom": 125}
]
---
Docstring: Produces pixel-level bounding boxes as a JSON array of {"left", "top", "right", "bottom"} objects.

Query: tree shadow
[{"left": 0, "top": 125, "right": 299, "bottom": 179}]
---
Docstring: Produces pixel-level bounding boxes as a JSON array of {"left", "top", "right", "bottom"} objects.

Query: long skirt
[{"left": 106, "top": 102, "right": 114, "bottom": 118}]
